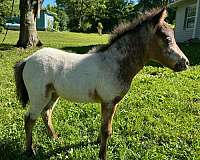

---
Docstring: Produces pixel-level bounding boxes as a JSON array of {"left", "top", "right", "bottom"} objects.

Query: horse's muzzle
[{"left": 174, "top": 58, "right": 189, "bottom": 72}]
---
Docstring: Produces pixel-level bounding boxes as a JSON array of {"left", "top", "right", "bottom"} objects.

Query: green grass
[{"left": 0, "top": 31, "right": 200, "bottom": 160}]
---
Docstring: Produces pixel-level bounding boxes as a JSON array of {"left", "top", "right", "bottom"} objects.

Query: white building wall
[
  {"left": 195, "top": 0, "right": 200, "bottom": 38},
  {"left": 175, "top": 0, "right": 197, "bottom": 42}
]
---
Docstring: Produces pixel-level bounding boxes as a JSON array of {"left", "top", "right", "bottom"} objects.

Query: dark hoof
[
  {"left": 99, "top": 153, "right": 106, "bottom": 160},
  {"left": 53, "top": 133, "right": 60, "bottom": 140},
  {"left": 56, "top": 133, "right": 60, "bottom": 138},
  {"left": 25, "top": 148, "right": 36, "bottom": 157},
  {"left": 96, "top": 136, "right": 101, "bottom": 144}
]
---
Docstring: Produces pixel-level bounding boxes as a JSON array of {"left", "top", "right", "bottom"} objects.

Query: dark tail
[{"left": 14, "top": 60, "right": 29, "bottom": 107}]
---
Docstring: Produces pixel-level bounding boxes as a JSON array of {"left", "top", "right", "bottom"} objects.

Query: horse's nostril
[{"left": 174, "top": 59, "right": 189, "bottom": 72}]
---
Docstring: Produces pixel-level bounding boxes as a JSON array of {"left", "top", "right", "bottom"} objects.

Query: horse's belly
[
  {"left": 62, "top": 94, "right": 94, "bottom": 103},
  {"left": 54, "top": 79, "right": 98, "bottom": 103},
  {"left": 57, "top": 88, "right": 96, "bottom": 103}
]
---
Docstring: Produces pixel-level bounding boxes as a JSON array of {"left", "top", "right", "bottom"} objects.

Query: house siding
[
  {"left": 36, "top": 12, "right": 45, "bottom": 30},
  {"left": 175, "top": 0, "right": 197, "bottom": 42},
  {"left": 44, "top": 13, "right": 54, "bottom": 30},
  {"left": 195, "top": 0, "right": 200, "bottom": 38},
  {"left": 36, "top": 12, "right": 54, "bottom": 30},
  {"left": 7, "top": 11, "right": 54, "bottom": 31}
]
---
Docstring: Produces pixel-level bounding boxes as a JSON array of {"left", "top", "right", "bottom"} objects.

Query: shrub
[
  {"left": 81, "top": 21, "right": 92, "bottom": 32},
  {"left": 54, "top": 21, "right": 59, "bottom": 31},
  {"left": 58, "top": 10, "right": 69, "bottom": 31}
]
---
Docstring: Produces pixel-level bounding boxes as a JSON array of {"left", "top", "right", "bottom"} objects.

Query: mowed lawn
[{"left": 0, "top": 31, "right": 200, "bottom": 160}]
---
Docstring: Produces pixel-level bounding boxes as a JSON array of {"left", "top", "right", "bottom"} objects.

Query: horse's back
[
  {"left": 24, "top": 47, "right": 93, "bottom": 75},
  {"left": 29, "top": 47, "right": 84, "bottom": 64},
  {"left": 22, "top": 48, "right": 104, "bottom": 102},
  {"left": 23, "top": 48, "right": 74, "bottom": 83}
]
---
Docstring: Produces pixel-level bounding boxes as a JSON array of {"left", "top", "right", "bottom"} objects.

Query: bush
[
  {"left": 54, "top": 21, "right": 59, "bottom": 31},
  {"left": 58, "top": 10, "right": 69, "bottom": 31},
  {"left": 81, "top": 21, "right": 92, "bottom": 32}
]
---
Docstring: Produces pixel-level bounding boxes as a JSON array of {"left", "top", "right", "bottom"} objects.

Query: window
[{"left": 185, "top": 5, "right": 196, "bottom": 29}]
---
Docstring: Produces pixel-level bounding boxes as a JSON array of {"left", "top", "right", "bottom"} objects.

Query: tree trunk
[{"left": 17, "top": 0, "right": 42, "bottom": 48}]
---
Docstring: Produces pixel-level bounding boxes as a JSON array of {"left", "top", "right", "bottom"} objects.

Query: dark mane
[{"left": 93, "top": 8, "right": 164, "bottom": 53}]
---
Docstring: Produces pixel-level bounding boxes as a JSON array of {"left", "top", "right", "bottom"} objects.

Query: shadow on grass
[
  {"left": 61, "top": 45, "right": 96, "bottom": 54},
  {"left": 0, "top": 43, "right": 16, "bottom": 51},
  {"left": 0, "top": 137, "right": 49, "bottom": 160},
  {"left": 0, "top": 138, "right": 27, "bottom": 160},
  {"left": 0, "top": 137, "right": 98, "bottom": 160}
]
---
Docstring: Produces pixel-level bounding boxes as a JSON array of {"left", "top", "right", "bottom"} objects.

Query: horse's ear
[{"left": 152, "top": 8, "right": 168, "bottom": 26}]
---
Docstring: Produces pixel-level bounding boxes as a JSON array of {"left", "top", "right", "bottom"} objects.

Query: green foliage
[
  {"left": 135, "top": 0, "right": 176, "bottom": 24},
  {"left": 124, "top": 2, "right": 138, "bottom": 21},
  {"left": 166, "top": 7, "right": 176, "bottom": 25},
  {"left": 0, "top": 0, "right": 19, "bottom": 32},
  {"left": 56, "top": 0, "right": 83, "bottom": 31},
  {"left": 53, "top": 20, "right": 59, "bottom": 31},
  {"left": 80, "top": 21, "right": 92, "bottom": 32},
  {"left": 0, "top": 0, "right": 176, "bottom": 34},
  {"left": 0, "top": 31, "right": 200, "bottom": 159},
  {"left": 54, "top": 0, "right": 175, "bottom": 32},
  {"left": 0, "top": 0, "right": 12, "bottom": 32},
  {"left": 137, "top": 0, "right": 168, "bottom": 10},
  {"left": 56, "top": 0, "right": 136, "bottom": 32},
  {"left": 57, "top": 10, "right": 69, "bottom": 31},
  {"left": 46, "top": 4, "right": 69, "bottom": 31}
]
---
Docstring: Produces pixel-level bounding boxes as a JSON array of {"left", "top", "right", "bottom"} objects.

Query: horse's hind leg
[
  {"left": 24, "top": 112, "right": 36, "bottom": 156},
  {"left": 41, "top": 94, "right": 59, "bottom": 139},
  {"left": 24, "top": 97, "right": 52, "bottom": 156}
]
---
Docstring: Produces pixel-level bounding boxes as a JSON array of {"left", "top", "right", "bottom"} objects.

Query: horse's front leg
[
  {"left": 99, "top": 102, "right": 117, "bottom": 160},
  {"left": 41, "top": 107, "right": 59, "bottom": 139}
]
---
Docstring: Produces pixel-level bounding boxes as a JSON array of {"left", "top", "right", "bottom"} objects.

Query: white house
[{"left": 171, "top": 0, "right": 200, "bottom": 42}]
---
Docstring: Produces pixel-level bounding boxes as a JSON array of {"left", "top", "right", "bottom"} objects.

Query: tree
[
  {"left": 46, "top": 4, "right": 69, "bottom": 31},
  {"left": 56, "top": 0, "right": 95, "bottom": 31},
  {"left": 136, "top": 0, "right": 176, "bottom": 24},
  {"left": 137, "top": 0, "right": 168, "bottom": 11},
  {"left": 17, "top": 0, "right": 43, "bottom": 48},
  {"left": 57, "top": 10, "right": 69, "bottom": 31},
  {"left": 103, "top": 0, "right": 129, "bottom": 30},
  {"left": 56, "top": 0, "right": 81, "bottom": 31},
  {"left": 56, "top": 0, "right": 132, "bottom": 32}
]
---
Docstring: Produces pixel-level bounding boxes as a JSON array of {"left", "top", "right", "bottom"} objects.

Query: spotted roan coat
[{"left": 14, "top": 8, "right": 189, "bottom": 160}]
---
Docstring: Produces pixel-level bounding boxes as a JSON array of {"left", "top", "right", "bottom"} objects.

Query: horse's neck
[{"left": 102, "top": 35, "right": 148, "bottom": 84}]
